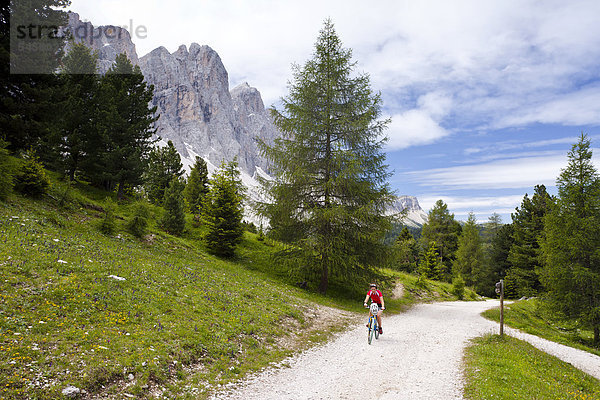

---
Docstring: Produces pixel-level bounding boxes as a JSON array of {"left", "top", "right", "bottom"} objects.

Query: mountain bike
[{"left": 367, "top": 303, "right": 380, "bottom": 345}]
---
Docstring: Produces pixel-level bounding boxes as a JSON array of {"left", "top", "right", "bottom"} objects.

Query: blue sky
[{"left": 68, "top": 0, "right": 600, "bottom": 222}]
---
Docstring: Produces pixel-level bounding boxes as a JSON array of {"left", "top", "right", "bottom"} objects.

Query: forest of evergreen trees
[{"left": 1, "top": 1, "right": 246, "bottom": 257}]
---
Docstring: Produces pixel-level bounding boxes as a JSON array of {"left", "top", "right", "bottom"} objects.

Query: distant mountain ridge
[{"left": 65, "top": 12, "right": 427, "bottom": 226}]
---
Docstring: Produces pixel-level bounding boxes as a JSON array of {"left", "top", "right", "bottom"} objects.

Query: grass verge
[
  {"left": 482, "top": 299, "right": 600, "bottom": 357},
  {"left": 463, "top": 334, "right": 600, "bottom": 400}
]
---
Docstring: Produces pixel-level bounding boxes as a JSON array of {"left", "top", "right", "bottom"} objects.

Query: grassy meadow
[
  {"left": 0, "top": 173, "right": 469, "bottom": 399},
  {"left": 463, "top": 334, "right": 600, "bottom": 400},
  {"left": 483, "top": 298, "right": 600, "bottom": 356}
]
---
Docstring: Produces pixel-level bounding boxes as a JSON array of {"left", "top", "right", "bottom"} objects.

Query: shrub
[
  {"left": 14, "top": 149, "right": 50, "bottom": 197},
  {"left": 127, "top": 202, "right": 150, "bottom": 238}
]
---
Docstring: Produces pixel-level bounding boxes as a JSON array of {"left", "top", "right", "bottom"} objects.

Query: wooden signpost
[{"left": 495, "top": 279, "right": 504, "bottom": 337}]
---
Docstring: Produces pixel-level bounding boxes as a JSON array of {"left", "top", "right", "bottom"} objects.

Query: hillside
[{"left": 0, "top": 172, "right": 467, "bottom": 400}]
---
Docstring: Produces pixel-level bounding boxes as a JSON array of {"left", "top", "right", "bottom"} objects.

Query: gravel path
[{"left": 210, "top": 300, "right": 600, "bottom": 400}]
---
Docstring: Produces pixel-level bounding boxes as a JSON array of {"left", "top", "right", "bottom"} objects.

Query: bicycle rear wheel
[
  {"left": 374, "top": 319, "right": 380, "bottom": 339},
  {"left": 368, "top": 316, "right": 374, "bottom": 345}
]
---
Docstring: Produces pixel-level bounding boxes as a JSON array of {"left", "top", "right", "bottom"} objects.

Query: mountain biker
[{"left": 364, "top": 283, "right": 385, "bottom": 334}]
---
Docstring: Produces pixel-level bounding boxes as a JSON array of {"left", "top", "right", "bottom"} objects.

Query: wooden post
[{"left": 499, "top": 279, "right": 504, "bottom": 337}]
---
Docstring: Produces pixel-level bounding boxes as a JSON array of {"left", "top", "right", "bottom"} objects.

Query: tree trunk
[{"left": 595, "top": 325, "right": 599, "bottom": 346}]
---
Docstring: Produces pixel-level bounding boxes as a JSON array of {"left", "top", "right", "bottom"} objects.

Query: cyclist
[{"left": 364, "top": 283, "right": 385, "bottom": 334}]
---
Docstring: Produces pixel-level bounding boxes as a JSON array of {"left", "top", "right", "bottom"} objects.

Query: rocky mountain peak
[
  {"left": 231, "top": 82, "right": 265, "bottom": 114},
  {"left": 65, "top": 12, "right": 138, "bottom": 73}
]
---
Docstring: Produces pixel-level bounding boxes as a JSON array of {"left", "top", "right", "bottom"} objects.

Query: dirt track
[{"left": 211, "top": 300, "right": 502, "bottom": 400}]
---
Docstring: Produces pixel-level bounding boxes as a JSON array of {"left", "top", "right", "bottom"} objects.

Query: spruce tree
[
  {"left": 541, "top": 133, "right": 600, "bottom": 343},
  {"left": 145, "top": 140, "right": 184, "bottom": 204},
  {"left": 506, "top": 185, "right": 551, "bottom": 297},
  {"left": 95, "top": 54, "right": 158, "bottom": 199},
  {"left": 183, "top": 156, "right": 209, "bottom": 213},
  {"left": 257, "top": 20, "right": 394, "bottom": 294},
  {"left": 204, "top": 160, "right": 245, "bottom": 257},
  {"left": 453, "top": 212, "right": 484, "bottom": 287},
  {"left": 421, "top": 199, "right": 462, "bottom": 280},
  {"left": 160, "top": 176, "right": 186, "bottom": 236}
]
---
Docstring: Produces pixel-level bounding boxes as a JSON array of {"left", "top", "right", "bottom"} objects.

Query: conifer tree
[
  {"left": 541, "top": 133, "right": 600, "bottom": 343},
  {"left": 418, "top": 241, "right": 443, "bottom": 280},
  {"left": 160, "top": 176, "right": 186, "bottom": 236},
  {"left": 506, "top": 184, "right": 551, "bottom": 297},
  {"left": 453, "top": 212, "right": 484, "bottom": 287},
  {"left": 94, "top": 54, "right": 158, "bottom": 199},
  {"left": 257, "top": 20, "right": 394, "bottom": 293},
  {"left": 204, "top": 160, "right": 245, "bottom": 257},
  {"left": 14, "top": 149, "right": 50, "bottom": 197},
  {"left": 421, "top": 200, "right": 462, "bottom": 280},
  {"left": 50, "top": 43, "right": 99, "bottom": 180},
  {"left": 183, "top": 156, "right": 209, "bottom": 213},
  {"left": 393, "top": 227, "right": 418, "bottom": 272},
  {"left": 1, "top": 1, "right": 70, "bottom": 151},
  {"left": 145, "top": 140, "right": 184, "bottom": 204}
]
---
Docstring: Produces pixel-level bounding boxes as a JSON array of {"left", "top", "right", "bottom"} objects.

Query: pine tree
[
  {"left": 145, "top": 140, "right": 184, "bottom": 204},
  {"left": 204, "top": 160, "right": 245, "bottom": 257},
  {"left": 257, "top": 20, "right": 394, "bottom": 294},
  {"left": 160, "top": 176, "right": 186, "bottom": 236},
  {"left": 95, "top": 54, "right": 158, "bottom": 199},
  {"left": 453, "top": 212, "right": 484, "bottom": 287},
  {"left": 506, "top": 185, "right": 551, "bottom": 297},
  {"left": 540, "top": 133, "right": 600, "bottom": 344},
  {"left": 50, "top": 43, "right": 99, "bottom": 180},
  {"left": 421, "top": 200, "right": 462, "bottom": 280},
  {"left": 183, "top": 156, "right": 209, "bottom": 213}
]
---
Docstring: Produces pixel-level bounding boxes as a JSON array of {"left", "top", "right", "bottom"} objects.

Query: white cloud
[
  {"left": 407, "top": 154, "right": 570, "bottom": 189},
  {"left": 387, "top": 109, "right": 449, "bottom": 150}
]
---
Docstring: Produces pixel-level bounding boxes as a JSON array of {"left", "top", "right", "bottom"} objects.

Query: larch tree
[
  {"left": 257, "top": 20, "right": 394, "bottom": 294},
  {"left": 540, "top": 133, "right": 600, "bottom": 344}
]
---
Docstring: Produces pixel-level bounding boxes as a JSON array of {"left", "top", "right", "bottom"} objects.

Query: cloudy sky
[{"left": 68, "top": 0, "right": 600, "bottom": 222}]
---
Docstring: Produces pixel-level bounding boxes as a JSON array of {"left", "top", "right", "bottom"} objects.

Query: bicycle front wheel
[
  {"left": 374, "top": 320, "right": 380, "bottom": 340},
  {"left": 368, "top": 316, "right": 374, "bottom": 345}
]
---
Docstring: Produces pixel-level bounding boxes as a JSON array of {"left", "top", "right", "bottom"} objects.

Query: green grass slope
[
  {"left": 0, "top": 173, "right": 471, "bottom": 399},
  {"left": 464, "top": 334, "right": 600, "bottom": 400},
  {"left": 483, "top": 299, "right": 599, "bottom": 356}
]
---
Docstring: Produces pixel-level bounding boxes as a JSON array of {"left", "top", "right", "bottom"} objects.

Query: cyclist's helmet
[{"left": 369, "top": 283, "right": 377, "bottom": 288}]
